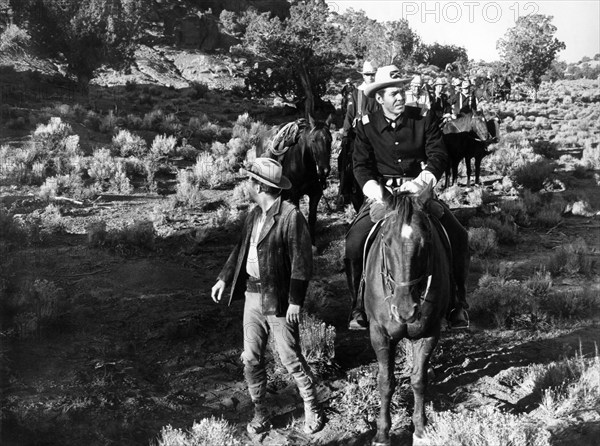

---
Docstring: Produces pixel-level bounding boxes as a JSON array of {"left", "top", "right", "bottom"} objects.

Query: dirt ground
[{"left": 1, "top": 172, "right": 599, "bottom": 445}]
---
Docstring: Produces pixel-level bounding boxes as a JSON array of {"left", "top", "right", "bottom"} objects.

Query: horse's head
[
  {"left": 304, "top": 117, "right": 333, "bottom": 189},
  {"left": 470, "top": 112, "right": 492, "bottom": 142},
  {"left": 378, "top": 187, "right": 433, "bottom": 324}
]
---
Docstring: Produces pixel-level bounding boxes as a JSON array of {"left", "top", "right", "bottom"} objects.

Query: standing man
[
  {"left": 341, "top": 77, "right": 356, "bottom": 116},
  {"left": 338, "top": 61, "right": 380, "bottom": 211},
  {"left": 344, "top": 65, "right": 470, "bottom": 330},
  {"left": 211, "top": 158, "right": 324, "bottom": 436}
]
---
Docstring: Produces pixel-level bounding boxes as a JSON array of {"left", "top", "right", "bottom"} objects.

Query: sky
[{"left": 325, "top": 1, "right": 600, "bottom": 63}]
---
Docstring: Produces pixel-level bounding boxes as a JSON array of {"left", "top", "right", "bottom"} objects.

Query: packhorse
[
  {"left": 258, "top": 117, "right": 333, "bottom": 245},
  {"left": 363, "top": 185, "right": 470, "bottom": 446},
  {"left": 442, "top": 111, "right": 497, "bottom": 187}
]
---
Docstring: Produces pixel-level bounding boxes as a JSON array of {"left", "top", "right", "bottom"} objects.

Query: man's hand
[
  {"left": 399, "top": 170, "right": 436, "bottom": 194},
  {"left": 211, "top": 279, "right": 226, "bottom": 303},
  {"left": 286, "top": 304, "right": 301, "bottom": 324},
  {"left": 362, "top": 180, "right": 383, "bottom": 202}
]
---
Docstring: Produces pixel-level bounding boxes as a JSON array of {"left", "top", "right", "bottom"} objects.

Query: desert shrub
[
  {"left": 300, "top": 313, "right": 336, "bottom": 364},
  {"left": 524, "top": 268, "right": 553, "bottom": 298},
  {"left": 99, "top": 110, "right": 118, "bottom": 134},
  {"left": 112, "top": 129, "right": 147, "bottom": 157},
  {"left": 483, "top": 137, "right": 542, "bottom": 177},
  {"left": 581, "top": 142, "right": 600, "bottom": 170},
  {"left": 188, "top": 114, "right": 210, "bottom": 134},
  {"left": 177, "top": 140, "right": 201, "bottom": 161},
  {"left": 468, "top": 215, "right": 518, "bottom": 245},
  {"left": 195, "top": 122, "right": 223, "bottom": 143},
  {"left": 32, "top": 117, "right": 72, "bottom": 151},
  {"left": 424, "top": 406, "right": 550, "bottom": 446},
  {"left": 0, "top": 24, "right": 31, "bottom": 54},
  {"left": 87, "top": 148, "right": 133, "bottom": 193},
  {"left": 499, "top": 198, "right": 531, "bottom": 227},
  {"left": 0, "top": 206, "right": 29, "bottom": 244},
  {"left": 174, "top": 170, "right": 205, "bottom": 207},
  {"left": 533, "top": 208, "right": 562, "bottom": 228},
  {"left": 143, "top": 109, "right": 165, "bottom": 131},
  {"left": 468, "top": 227, "right": 498, "bottom": 256},
  {"left": 188, "top": 81, "right": 209, "bottom": 100},
  {"left": 154, "top": 417, "right": 240, "bottom": 446},
  {"left": 126, "top": 113, "right": 143, "bottom": 129},
  {"left": 161, "top": 113, "right": 183, "bottom": 135},
  {"left": 512, "top": 159, "right": 555, "bottom": 192},
  {"left": 192, "top": 152, "right": 233, "bottom": 189},
  {"left": 150, "top": 134, "right": 178, "bottom": 157},
  {"left": 530, "top": 139, "right": 560, "bottom": 159},
  {"left": 86, "top": 220, "right": 107, "bottom": 247},
  {"left": 542, "top": 288, "right": 599, "bottom": 320},
  {"left": 84, "top": 110, "right": 102, "bottom": 131},
  {"left": 104, "top": 220, "right": 155, "bottom": 254},
  {"left": 546, "top": 238, "right": 593, "bottom": 277}
]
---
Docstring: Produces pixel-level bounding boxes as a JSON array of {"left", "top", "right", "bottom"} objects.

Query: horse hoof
[{"left": 412, "top": 433, "right": 431, "bottom": 445}]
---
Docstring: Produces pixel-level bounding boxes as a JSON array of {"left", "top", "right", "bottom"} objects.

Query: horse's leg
[
  {"left": 370, "top": 324, "right": 398, "bottom": 446},
  {"left": 474, "top": 150, "right": 483, "bottom": 185},
  {"left": 464, "top": 155, "right": 472, "bottom": 187},
  {"left": 308, "top": 190, "right": 321, "bottom": 246},
  {"left": 410, "top": 333, "right": 440, "bottom": 444}
]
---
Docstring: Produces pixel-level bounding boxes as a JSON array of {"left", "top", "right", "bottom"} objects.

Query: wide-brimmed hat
[
  {"left": 358, "top": 61, "right": 378, "bottom": 75},
  {"left": 246, "top": 158, "right": 291, "bottom": 190},
  {"left": 451, "top": 77, "right": 462, "bottom": 87},
  {"left": 410, "top": 75, "right": 423, "bottom": 86},
  {"left": 461, "top": 79, "right": 471, "bottom": 89},
  {"left": 434, "top": 77, "right": 448, "bottom": 86},
  {"left": 363, "top": 65, "right": 412, "bottom": 98},
  {"left": 344, "top": 77, "right": 352, "bottom": 83}
]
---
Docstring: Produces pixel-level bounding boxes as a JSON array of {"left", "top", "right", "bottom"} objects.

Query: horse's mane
[{"left": 387, "top": 192, "right": 426, "bottom": 227}]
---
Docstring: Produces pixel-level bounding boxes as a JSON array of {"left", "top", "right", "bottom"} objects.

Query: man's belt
[
  {"left": 246, "top": 276, "right": 261, "bottom": 293},
  {"left": 382, "top": 175, "right": 414, "bottom": 188}
]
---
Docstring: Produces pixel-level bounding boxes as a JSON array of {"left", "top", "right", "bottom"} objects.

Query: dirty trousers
[{"left": 241, "top": 291, "right": 317, "bottom": 404}]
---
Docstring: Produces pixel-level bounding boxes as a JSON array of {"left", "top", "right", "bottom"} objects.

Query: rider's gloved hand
[
  {"left": 399, "top": 170, "right": 436, "bottom": 194},
  {"left": 362, "top": 180, "right": 383, "bottom": 202}
]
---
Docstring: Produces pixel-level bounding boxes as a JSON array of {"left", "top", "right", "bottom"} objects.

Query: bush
[
  {"left": 299, "top": 313, "right": 336, "bottom": 364},
  {"left": 546, "top": 238, "right": 593, "bottom": 277},
  {"left": 468, "top": 227, "right": 498, "bottom": 256},
  {"left": 143, "top": 109, "right": 165, "bottom": 131},
  {"left": 154, "top": 417, "right": 240, "bottom": 446},
  {"left": 161, "top": 113, "right": 182, "bottom": 135},
  {"left": 174, "top": 169, "right": 205, "bottom": 207},
  {"left": 483, "top": 137, "right": 542, "bottom": 177},
  {"left": 581, "top": 142, "right": 600, "bottom": 170},
  {"left": 188, "top": 81, "right": 209, "bottom": 100},
  {"left": 112, "top": 129, "right": 147, "bottom": 157},
  {"left": 193, "top": 152, "right": 233, "bottom": 189},
  {"left": 99, "top": 220, "right": 156, "bottom": 254},
  {"left": 512, "top": 159, "right": 555, "bottom": 192},
  {"left": 469, "top": 215, "right": 518, "bottom": 245},
  {"left": 150, "top": 134, "right": 178, "bottom": 157},
  {"left": 424, "top": 406, "right": 550, "bottom": 446},
  {"left": 87, "top": 148, "right": 133, "bottom": 194},
  {"left": 530, "top": 139, "right": 560, "bottom": 159},
  {"left": 0, "top": 24, "right": 31, "bottom": 54}
]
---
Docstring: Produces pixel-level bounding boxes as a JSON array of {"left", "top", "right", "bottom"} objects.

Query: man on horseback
[
  {"left": 338, "top": 61, "right": 380, "bottom": 212},
  {"left": 344, "top": 65, "right": 470, "bottom": 331},
  {"left": 211, "top": 158, "right": 324, "bottom": 435}
]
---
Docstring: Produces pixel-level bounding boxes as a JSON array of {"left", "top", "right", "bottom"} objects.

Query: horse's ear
[{"left": 325, "top": 113, "right": 334, "bottom": 127}]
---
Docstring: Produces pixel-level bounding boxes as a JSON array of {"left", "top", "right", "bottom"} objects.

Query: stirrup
[{"left": 448, "top": 308, "right": 470, "bottom": 329}]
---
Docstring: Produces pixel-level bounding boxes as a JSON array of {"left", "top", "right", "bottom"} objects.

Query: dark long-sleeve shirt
[
  {"left": 342, "top": 86, "right": 380, "bottom": 136},
  {"left": 352, "top": 107, "right": 449, "bottom": 188}
]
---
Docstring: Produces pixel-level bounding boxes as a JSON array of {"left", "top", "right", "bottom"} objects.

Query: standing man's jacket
[
  {"left": 353, "top": 107, "right": 448, "bottom": 188},
  {"left": 342, "top": 86, "right": 380, "bottom": 138},
  {"left": 218, "top": 197, "right": 312, "bottom": 317}
]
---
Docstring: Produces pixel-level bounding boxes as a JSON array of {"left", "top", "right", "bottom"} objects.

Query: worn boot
[
  {"left": 303, "top": 399, "right": 324, "bottom": 434},
  {"left": 345, "top": 258, "right": 367, "bottom": 330},
  {"left": 247, "top": 400, "right": 271, "bottom": 435}
]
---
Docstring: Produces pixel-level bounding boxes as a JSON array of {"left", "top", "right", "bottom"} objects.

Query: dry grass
[{"left": 153, "top": 417, "right": 240, "bottom": 446}]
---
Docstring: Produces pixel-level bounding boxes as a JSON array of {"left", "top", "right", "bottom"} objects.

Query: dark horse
[
  {"left": 259, "top": 117, "right": 332, "bottom": 245},
  {"left": 442, "top": 112, "right": 497, "bottom": 187},
  {"left": 364, "top": 186, "right": 468, "bottom": 446}
]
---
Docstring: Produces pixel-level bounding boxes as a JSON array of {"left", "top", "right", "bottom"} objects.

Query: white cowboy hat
[
  {"left": 246, "top": 158, "right": 291, "bottom": 190},
  {"left": 363, "top": 65, "right": 412, "bottom": 98},
  {"left": 358, "top": 61, "right": 378, "bottom": 75},
  {"left": 434, "top": 77, "right": 448, "bottom": 86},
  {"left": 451, "top": 77, "right": 462, "bottom": 87},
  {"left": 461, "top": 79, "right": 472, "bottom": 89},
  {"left": 410, "top": 75, "right": 423, "bottom": 86}
]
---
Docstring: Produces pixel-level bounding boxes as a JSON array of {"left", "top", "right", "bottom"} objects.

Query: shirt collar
[{"left": 375, "top": 109, "right": 403, "bottom": 133}]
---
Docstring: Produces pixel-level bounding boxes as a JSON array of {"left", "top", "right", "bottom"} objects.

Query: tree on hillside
[
  {"left": 497, "top": 14, "right": 565, "bottom": 100},
  {"left": 243, "top": 0, "right": 341, "bottom": 118},
  {"left": 9, "top": 0, "right": 146, "bottom": 90},
  {"left": 336, "top": 8, "right": 381, "bottom": 61},
  {"left": 414, "top": 42, "right": 468, "bottom": 71}
]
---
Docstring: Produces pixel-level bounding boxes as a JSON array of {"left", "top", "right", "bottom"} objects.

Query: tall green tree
[
  {"left": 497, "top": 14, "right": 565, "bottom": 100},
  {"left": 414, "top": 42, "right": 468, "bottom": 70},
  {"left": 10, "top": 0, "right": 145, "bottom": 89},
  {"left": 243, "top": 0, "right": 341, "bottom": 118}
]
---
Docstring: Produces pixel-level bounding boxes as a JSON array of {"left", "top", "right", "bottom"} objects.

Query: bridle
[{"left": 379, "top": 215, "right": 435, "bottom": 323}]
